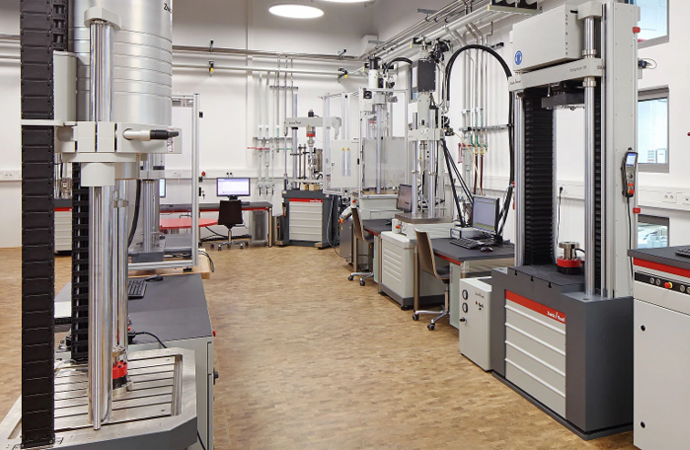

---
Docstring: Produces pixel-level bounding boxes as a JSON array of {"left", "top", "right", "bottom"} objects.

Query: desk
[
  {"left": 160, "top": 201, "right": 273, "bottom": 247},
  {"left": 363, "top": 219, "right": 391, "bottom": 293},
  {"left": 160, "top": 217, "right": 218, "bottom": 231},
  {"left": 421, "top": 238, "right": 515, "bottom": 316}
]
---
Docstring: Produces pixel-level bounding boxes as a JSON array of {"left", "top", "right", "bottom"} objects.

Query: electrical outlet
[
  {"left": 663, "top": 192, "right": 676, "bottom": 203},
  {"left": 0, "top": 171, "right": 21, "bottom": 181},
  {"left": 679, "top": 192, "right": 690, "bottom": 205}
]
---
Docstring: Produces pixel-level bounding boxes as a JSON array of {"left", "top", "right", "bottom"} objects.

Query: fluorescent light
[{"left": 269, "top": 4, "right": 324, "bottom": 19}]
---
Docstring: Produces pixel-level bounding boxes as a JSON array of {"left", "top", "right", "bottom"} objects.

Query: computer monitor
[
  {"left": 472, "top": 196, "right": 500, "bottom": 234},
  {"left": 217, "top": 177, "right": 251, "bottom": 198},
  {"left": 159, "top": 179, "right": 166, "bottom": 198},
  {"left": 397, "top": 184, "right": 413, "bottom": 213}
]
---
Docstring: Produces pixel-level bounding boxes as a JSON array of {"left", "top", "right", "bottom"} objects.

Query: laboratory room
[{"left": 0, "top": 0, "right": 688, "bottom": 448}]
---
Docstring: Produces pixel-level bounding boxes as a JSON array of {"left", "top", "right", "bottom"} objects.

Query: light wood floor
[{"left": 0, "top": 245, "right": 636, "bottom": 449}]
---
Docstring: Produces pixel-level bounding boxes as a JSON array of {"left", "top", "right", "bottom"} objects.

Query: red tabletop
[{"left": 160, "top": 218, "right": 218, "bottom": 231}]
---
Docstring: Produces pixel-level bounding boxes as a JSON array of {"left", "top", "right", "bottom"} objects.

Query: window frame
[
  {"left": 630, "top": 0, "right": 669, "bottom": 48},
  {"left": 638, "top": 87, "right": 669, "bottom": 174},
  {"left": 637, "top": 214, "right": 670, "bottom": 249}
]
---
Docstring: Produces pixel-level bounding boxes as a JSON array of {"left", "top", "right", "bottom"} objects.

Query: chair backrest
[
  {"left": 218, "top": 200, "right": 244, "bottom": 228},
  {"left": 352, "top": 207, "right": 366, "bottom": 241},
  {"left": 416, "top": 230, "right": 446, "bottom": 280}
]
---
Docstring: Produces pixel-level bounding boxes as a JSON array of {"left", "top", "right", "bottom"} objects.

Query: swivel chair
[
  {"left": 347, "top": 207, "right": 374, "bottom": 286},
  {"left": 216, "top": 200, "right": 247, "bottom": 251},
  {"left": 412, "top": 230, "right": 451, "bottom": 330}
]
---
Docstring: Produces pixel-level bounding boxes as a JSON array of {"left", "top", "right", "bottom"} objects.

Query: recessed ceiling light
[
  {"left": 321, "top": 0, "right": 369, "bottom": 2},
  {"left": 269, "top": 4, "right": 324, "bottom": 19}
]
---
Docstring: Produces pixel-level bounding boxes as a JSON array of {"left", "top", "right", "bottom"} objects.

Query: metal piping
[
  {"left": 87, "top": 19, "right": 114, "bottom": 430},
  {"left": 514, "top": 93, "right": 525, "bottom": 266},
  {"left": 174, "top": 62, "right": 342, "bottom": 77},
  {"left": 584, "top": 17, "right": 597, "bottom": 298},
  {"left": 174, "top": 44, "right": 359, "bottom": 62}
]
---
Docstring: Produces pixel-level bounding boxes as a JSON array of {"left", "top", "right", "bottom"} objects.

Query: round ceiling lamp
[
  {"left": 320, "top": 0, "right": 370, "bottom": 2},
  {"left": 269, "top": 3, "right": 324, "bottom": 19}
]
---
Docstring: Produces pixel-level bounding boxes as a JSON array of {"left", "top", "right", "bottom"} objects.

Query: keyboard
[
  {"left": 128, "top": 279, "right": 147, "bottom": 300},
  {"left": 450, "top": 238, "right": 483, "bottom": 250},
  {"left": 676, "top": 247, "right": 690, "bottom": 258}
]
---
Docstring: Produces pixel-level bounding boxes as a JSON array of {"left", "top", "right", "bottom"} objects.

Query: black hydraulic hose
[
  {"left": 442, "top": 139, "right": 466, "bottom": 227},
  {"left": 127, "top": 180, "right": 142, "bottom": 247},
  {"left": 444, "top": 44, "right": 512, "bottom": 102},
  {"left": 444, "top": 44, "right": 515, "bottom": 235},
  {"left": 442, "top": 142, "right": 473, "bottom": 203},
  {"left": 383, "top": 57, "right": 413, "bottom": 73}
]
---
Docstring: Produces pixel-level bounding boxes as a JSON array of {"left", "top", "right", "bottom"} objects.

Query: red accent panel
[
  {"left": 112, "top": 362, "right": 128, "bottom": 379},
  {"left": 557, "top": 258, "right": 583, "bottom": 268},
  {"left": 54, "top": 207, "right": 72, "bottom": 212},
  {"left": 506, "top": 291, "right": 566, "bottom": 324},
  {"left": 159, "top": 218, "right": 218, "bottom": 230},
  {"left": 290, "top": 198, "right": 323, "bottom": 203},
  {"left": 633, "top": 207, "right": 641, "bottom": 214},
  {"left": 634, "top": 258, "right": 690, "bottom": 280},
  {"left": 438, "top": 254, "right": 462, "bottom": 266}
]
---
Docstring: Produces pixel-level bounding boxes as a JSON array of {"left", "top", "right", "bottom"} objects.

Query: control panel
[{"left": 622, "top": 150, "right": 638, "bottom": 198}]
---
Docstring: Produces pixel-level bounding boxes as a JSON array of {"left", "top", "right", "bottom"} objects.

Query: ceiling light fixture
[
  {"left": 321, "top": 0, "right": 370, "bottom": 3},
  {"left": 269, "top": 3, "right": 324, "bottom": 19}
]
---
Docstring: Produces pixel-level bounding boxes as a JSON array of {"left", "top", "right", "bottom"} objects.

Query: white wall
[{"left": 0, "top": 0, "right": 370, "bottom": 248}]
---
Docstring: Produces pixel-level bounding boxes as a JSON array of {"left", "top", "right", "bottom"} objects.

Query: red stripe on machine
[
  {"left": 290, "top": 199, "right": 323, "bottom": 203},
  {"left": 506, "top": 291, "right": 566, "bottom": 324},
  {"left": 55, "top": 207, "right": 72, "bottom": 212},
  {"left": 633, "top": 258, "right": 690, "bottom": 280}
]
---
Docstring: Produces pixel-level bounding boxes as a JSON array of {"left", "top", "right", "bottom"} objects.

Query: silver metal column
[
  {"left": 584, "top": 17, "right": 597, "bottom": 298},
  {"left": 113, "top": 181, "right": 128, "bottom": 372},
  {"left": 375, "top": 103, "right": 383, "bottom": 194},
  {"left": 514, "top": 92, "right": 525, "bottom": 267},
  {"left": 191, "top": 94, "right": 200, "bottom": 267},
  {"left": 87, "top": 19, "right": 114, "bottom": 429}
]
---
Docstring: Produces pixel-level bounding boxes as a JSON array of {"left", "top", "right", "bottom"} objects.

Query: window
[
  {"left": 638, "top": 88, "right": 668, "bottom": 173},
  {"left": 631, "top": 0, "right": 669, "bottom": 46},
  {"left": 638, "top": 215, "right": 669, "bottom": 249}
]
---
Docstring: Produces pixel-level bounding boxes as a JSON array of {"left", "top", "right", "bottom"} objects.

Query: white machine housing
[
  {"left": 458, "top": 277, "right": 492, "bottom": 371},
  {"left": 512, "top": 5, "right": 584, "bottom": 72},
  {"left": 633, "top": 262, "right": 690, "bottom": 450}
]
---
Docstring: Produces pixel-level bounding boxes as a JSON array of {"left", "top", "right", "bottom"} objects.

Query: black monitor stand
[{"left": 225, "top": 196, "right": 238, "bottom": 201}]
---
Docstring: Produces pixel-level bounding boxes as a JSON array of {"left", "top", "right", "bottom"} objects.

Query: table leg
[
  {"left": 377, "top": 236, "right": 383, "bottom": 294},
  {"left": 268, "top": 207, "right": 273, "bottom": 248},
  {"left": 413, "top": 246, "right": 420, "bottom": 312}
]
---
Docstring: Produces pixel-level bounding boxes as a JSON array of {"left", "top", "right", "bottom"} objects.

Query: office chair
[
  {"left": 216, "top": 200, "right": 248, "bottom": 251},
  {"left": 347, "top": 207, "right": 374, "bottom": 286},
  {"left": 412, "top": 230, "right": 451, "bottom": 331}
]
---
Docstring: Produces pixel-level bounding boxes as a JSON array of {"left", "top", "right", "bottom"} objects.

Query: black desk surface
[
  {"left": 432, "top": 238, "right": 515, "bottom": 263},
  {"left": 629, "top": 247, "right": 690, "bottom": 272},
  {"left": 129, "top": 274, "right": 213, "bottom": 345},
  {"left": 362, "top": 219, "right": 391, "bottom": 236}
]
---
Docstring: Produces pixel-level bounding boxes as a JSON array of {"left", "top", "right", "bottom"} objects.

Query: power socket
[
  {"left": 663, "top": 192, "right": 676, "bottom": 203},
  {"left": 0, "top": 171, "right": 21, "bottom": 181}
]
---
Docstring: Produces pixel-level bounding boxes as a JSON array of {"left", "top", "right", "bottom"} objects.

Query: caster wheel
[
  {"left": 217, "top": 247, "right": 222, "bottom": 251},
  {"left": 412, "top": 314, "right": 419, "bottom": 321},
  {"left": 360, "top": 279, "right": 366, "bottom": 286},
  {"left": 240, "top": 245, "right": 245, "bottom": 250},
  {"left": 348, "top": 275, "right": 354, "bottom": 281},
  {"left": 400, "top": 305, "right": 412, "bottom": 311},
  {"left": 210, "top": 244, "right": 214, "bottom": 249},
  {"left": 427, "top": 323, "right": 435, "bottom": 331}
]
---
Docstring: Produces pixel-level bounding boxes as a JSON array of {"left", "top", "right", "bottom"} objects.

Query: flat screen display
[
  {"left": 397, "top": 184, "right": 413, "bottom": 213},
  {"left": 217, "top": 178, "right": 251, "bottom": 197},
  {"left": 472, "top": 196, "right": 500, "bottom": 234}
]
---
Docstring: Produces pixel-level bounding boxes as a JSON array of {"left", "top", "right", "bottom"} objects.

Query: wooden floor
[{"left": 0, "top": 245, "right": 636, "bottom": 449}]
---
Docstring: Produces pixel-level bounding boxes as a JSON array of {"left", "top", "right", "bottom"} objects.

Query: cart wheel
[
  {"left": 360, "top": 279, "right": 366, "bottom": 286},
  {"left": 210, "top": 244, "right": 214, "bottom": 249},
  {"left": 348, "top": 275, "right": 354, "bottom": 281},
  {"left": 412, "top": 314, "right": 419, "bottom": 321},
  {"left": 427, "top": 323, "right": 435, "bottom": 331},
  {"left": 217, "top": 247, "right": 222, "bottom": 251}
]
